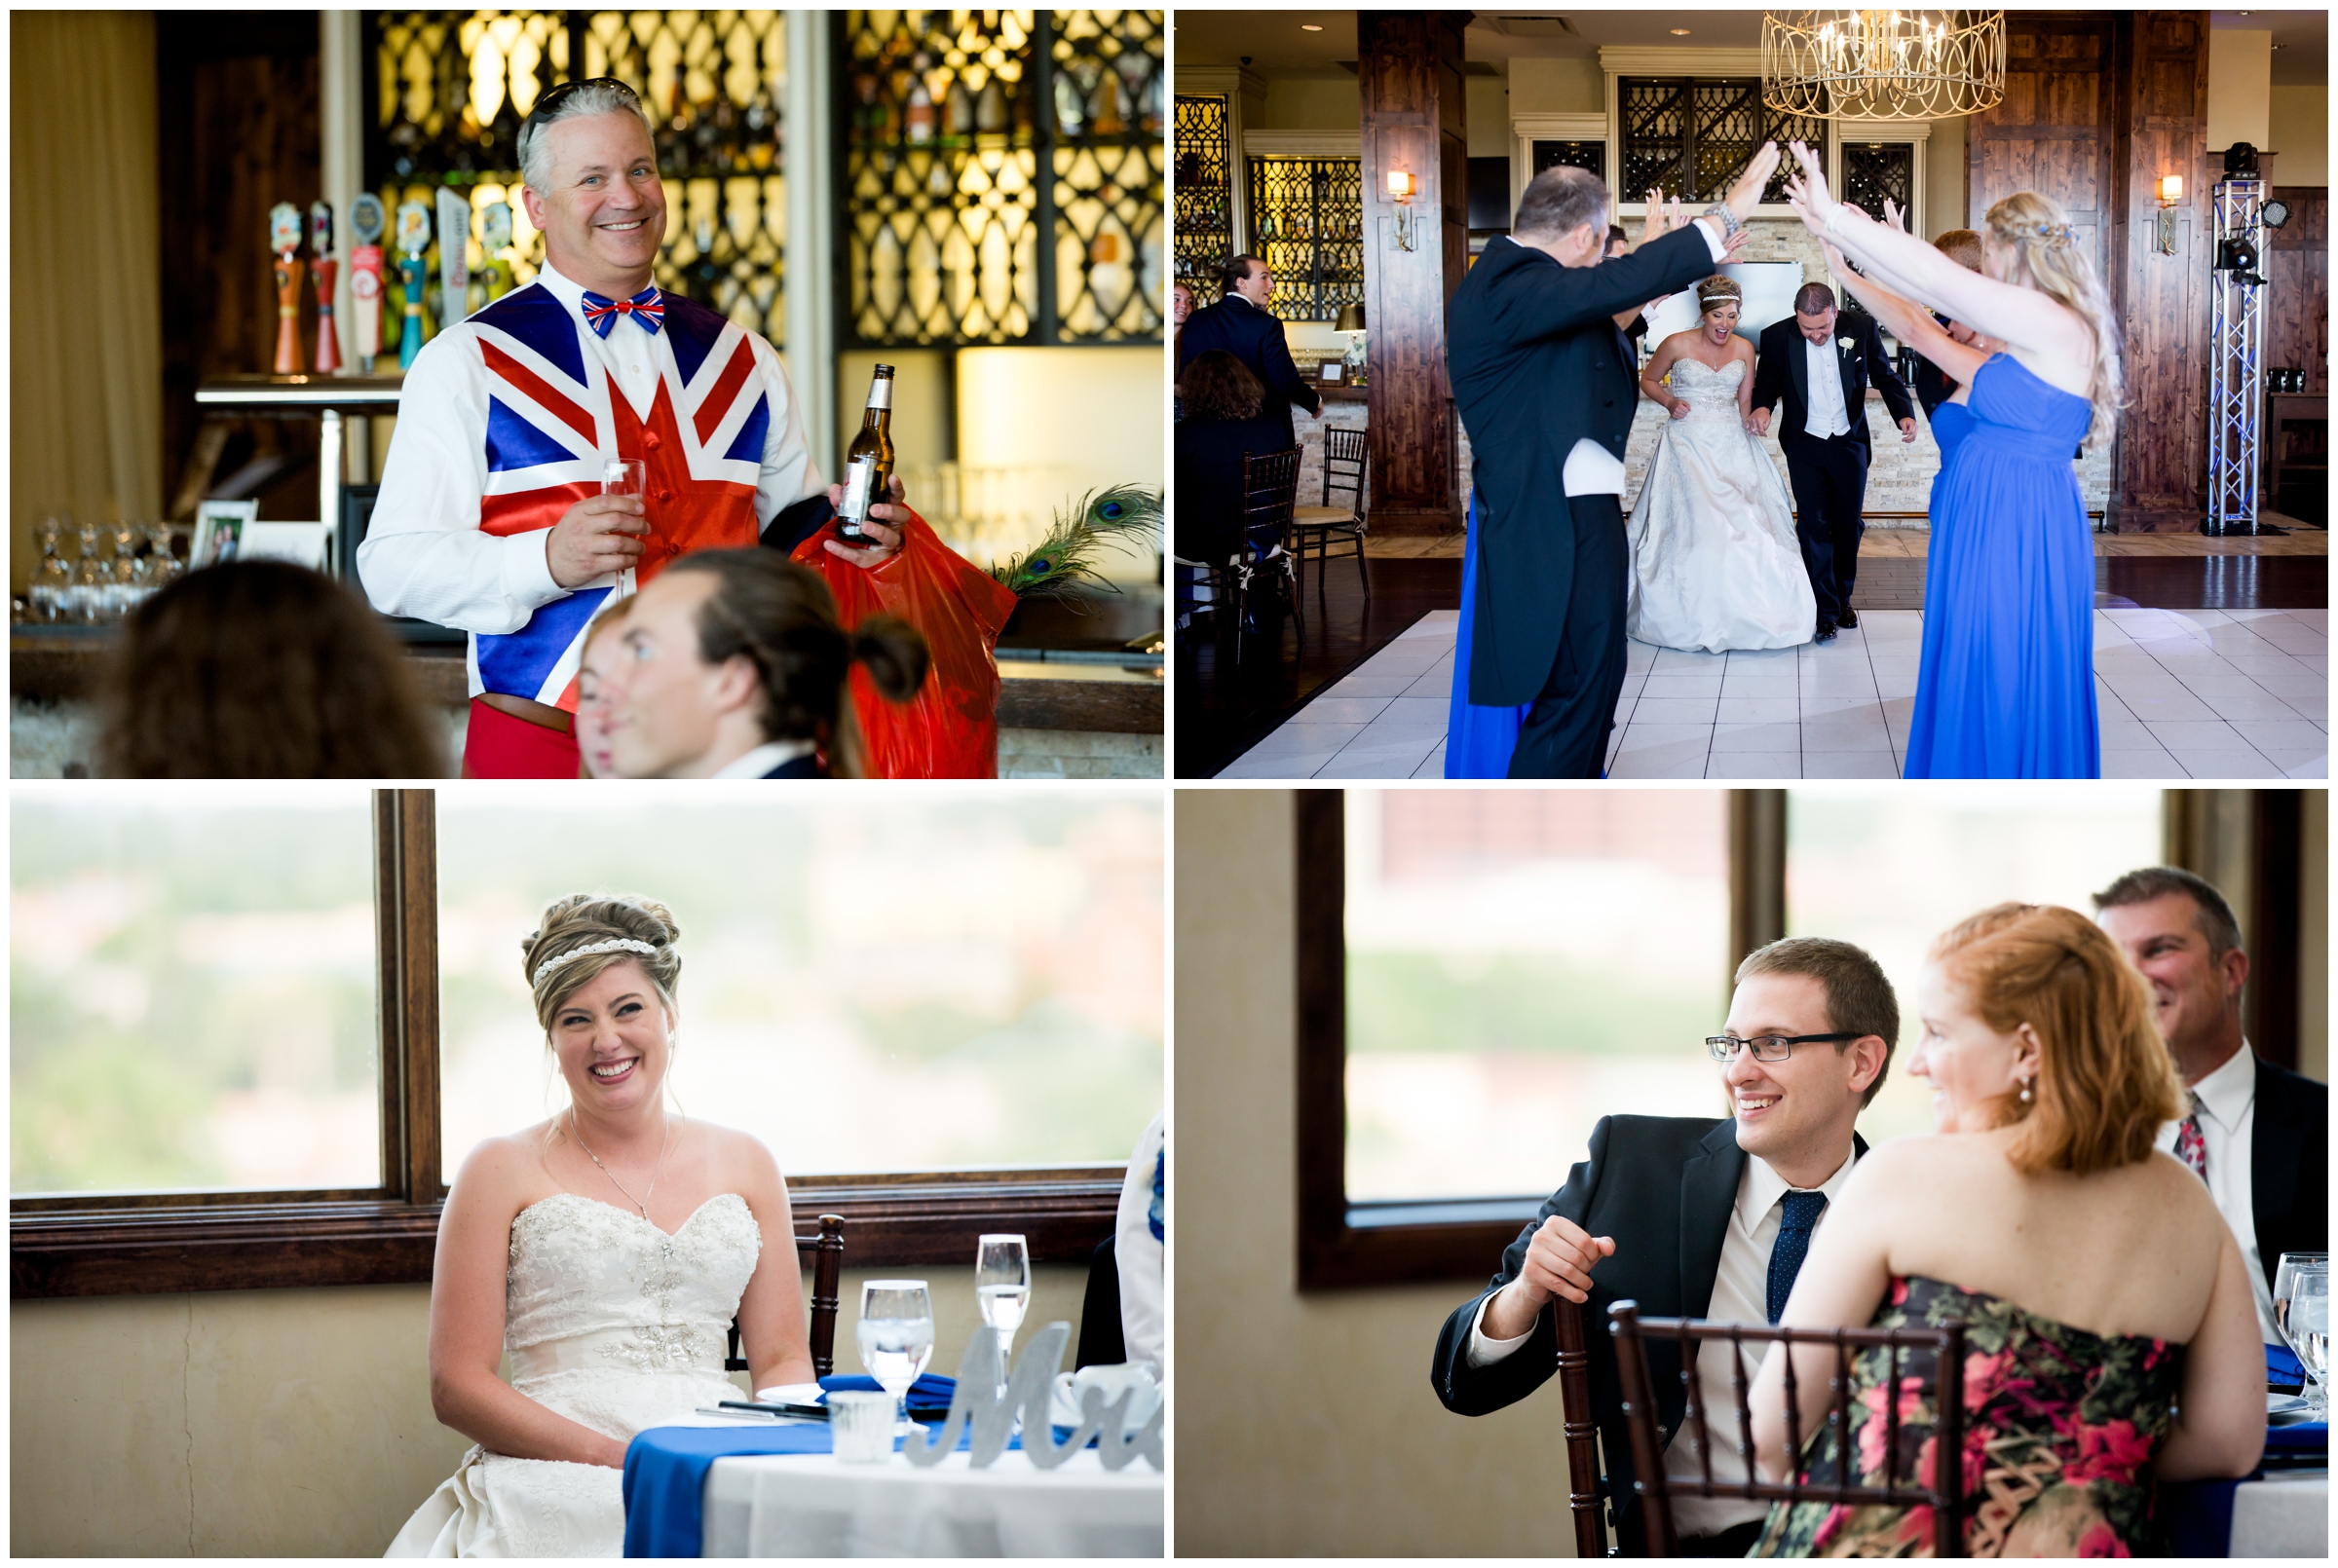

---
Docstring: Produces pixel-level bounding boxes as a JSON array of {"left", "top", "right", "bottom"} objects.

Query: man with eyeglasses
[
  {"left": 1432, "top": 936, "right": 1897, "bottom": 1556},
  {"left": 359, "top": 78, "right": 918, "bottom": 776}
]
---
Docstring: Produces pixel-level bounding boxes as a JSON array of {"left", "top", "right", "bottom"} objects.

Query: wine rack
[
  {"left": 1244, "top": 155, "right": 1364, "bottom": 324},
  {"left": 1173, "top": 94, "right": 1230, "bottom": 282}
]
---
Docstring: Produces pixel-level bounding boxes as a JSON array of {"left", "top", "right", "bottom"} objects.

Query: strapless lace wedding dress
[
  {"left": 1626, "top": 357, "right": 1816, "bottom": 653},
  {"left": 386, "top": 1192, "right": 761, "bottom": 1557}
]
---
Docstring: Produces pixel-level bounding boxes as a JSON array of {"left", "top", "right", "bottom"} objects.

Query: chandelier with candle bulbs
[{"left": 1762, "top": 10, "right": 2006, "bottom": 121}]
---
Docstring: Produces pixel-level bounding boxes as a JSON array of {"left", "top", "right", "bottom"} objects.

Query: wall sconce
[
  {"left": 2154, "top": 173, "right": 2183, "bottom": 255},
  {"left": 1387, "top": 168, "right": 1418, "bottom": 252}
]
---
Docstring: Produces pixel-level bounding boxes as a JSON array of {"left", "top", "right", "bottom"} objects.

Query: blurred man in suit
[
  {"left": 1431, "top": 938, "right": 1897, "bottom": 1554},
  {"left": 1910, "top": 228, "right": 1987, "bottom": 420},
  {"left": 1446, "top": 152, "right": 1771, "bottom": 777},
  {"left": 2094, "top": 867, "right": 2328, "bottom": 1343},
  {"left": 1176, "top": 254, "right": 1321, "bottom": 452},
  {"left": 1749, "top": 282, "right": 1917, "bottom": 642}
]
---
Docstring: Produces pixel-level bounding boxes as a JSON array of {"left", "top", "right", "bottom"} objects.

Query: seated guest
[
  {"left": 1171, "top": 280, "right": 1194, "bottom": 423},
  {"left": 604, "top": 548, "right": 927, "bottom": 778},
  {"left": 1431, "top": 937, "right": 1897, "bottom": 1555},
  {"left": 2093, "top": 866, "right": 2327, "bottom": 1341},
  {"left": 1173, "top": 350, "right": 1293, "bottom": 566},
  {"left": 391, "top": 893, "right": 816, "bottom": 1555},
  {"left": 1746, "top": 904, "right": 2264, "bottom": 1557},
  {"left": 572, "top": 600, "right": 630, "bottom": 779},
  {"left": 94, "top": 559, "right": 445, "bottom": 778}
]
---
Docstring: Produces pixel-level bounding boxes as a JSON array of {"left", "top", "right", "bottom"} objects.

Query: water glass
[
  {"left": 828, "top": 1390, "right": 896, "bottom": 1463},
  {"left": 601, "top": 458, "right": 646, "bottom": 498},
  {"left": 856, "top": 1280, "right": 935, "bottom": 1436},
  {"left": 977, "top": 1233, "right": 1031, "bottom": 1399},
  {"left": 2288, "top": 1265, "right": 2328, "bottom": 1420}
]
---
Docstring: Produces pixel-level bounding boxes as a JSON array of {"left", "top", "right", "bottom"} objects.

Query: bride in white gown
[
  {"left": 1627, "top": 275, "right": 1817, "bottom": 653},
  {"left": 388, "top": 894, "right": 814, "bottom": 1557}
]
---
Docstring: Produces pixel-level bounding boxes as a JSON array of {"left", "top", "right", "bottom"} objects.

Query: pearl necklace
[{"left": 569, "top": 1109, "right": 673, "bottom": 1220}]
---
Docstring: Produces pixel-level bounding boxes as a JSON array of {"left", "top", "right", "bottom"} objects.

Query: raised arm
[
  {"left": 1781, "top": 141, "right": 2092, "bottom": 367},
  {"left": 731, "top": 1133, "right": 818, "bottom": 1393},
  {"left": 1823, "top": 241, "right": 1989, "bottom": 390},
  {"left": 428, "top": 1139, "right": 632, "bottom": 1470},
  {"left": 2154, "top": 1223, "right": 2270, "bottom": 1481}
]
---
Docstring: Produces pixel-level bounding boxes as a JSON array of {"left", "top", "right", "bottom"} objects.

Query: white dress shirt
[
  {"left": 359, "top": 260, "right": 820, "bottom": 639},
  {"left": 708, "top": 739, "right": 817, "bottom": 779},
  {"left": 2155, "top": 1043, "right": 2281, "bottom": 1343},
  {"left": 1467, "top": 1143, "right": 1863, "bottom": 1538},
  {"left": 1802, "top": 334, "right": 1853, "bottom": 439},
  {"left": 1115, "top": 1111, "right": 1166, "bottom": 1374},
  {"left": 1563, "top": 217, "right": 1733, "bottom": 497}
]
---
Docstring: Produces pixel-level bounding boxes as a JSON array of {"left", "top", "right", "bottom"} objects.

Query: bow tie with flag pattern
[{"left": 581, "top": 285, "right": 664, "bottom": 337}]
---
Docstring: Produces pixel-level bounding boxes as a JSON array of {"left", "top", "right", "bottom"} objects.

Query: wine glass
[
  {"left": 976, "top": 1233, "right": 1031, "bottom": 1399},
  {"left": 2287, "top": 1264, "right": 2328, "bottom": 1421},
  {"left": 856, "top": 1280, "right": 935, "bottom": 1436},
  {"left": 2274, "top": 1252, "right": 2326, "bottom": 1344}
]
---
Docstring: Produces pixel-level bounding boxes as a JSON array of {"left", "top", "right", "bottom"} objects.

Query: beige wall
[
  {"left": 1174, "top": 789, "right": 1577, "bottom": 1557},
  {"left": 2206, "top": 28, "right": 2274, "bottom": 154},
  {"left": 1508, "top": 56, "right": 1604, "bottom": 117},
  {"left": 14, "top": 1262, "right": 1088, "bottom": 1557},
  {"left": 1926, "top": 115, "right": 1969, "bottom": 236},
  {"left": 1257, "top": 77, "right": 1360, "bottom": 131},
  {"left": 2268, "top": 86, "right": 2328, "bottom": 187},
  {"left": 1467, "top": 75, "right": 1511, "bottom": 159}
]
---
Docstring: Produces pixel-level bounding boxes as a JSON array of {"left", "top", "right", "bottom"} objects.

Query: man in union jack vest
[{"left": 361, "top": 76, "right": 938, "bottom": 777}]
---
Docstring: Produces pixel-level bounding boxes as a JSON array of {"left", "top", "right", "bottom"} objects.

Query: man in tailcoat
[
  {"left": 1446, "top": 147, "right": 1775, "bottom": 778},
  {"left": 1176, "top": 254, "right": 1322, "bottom": 455},
  {"left": 1749, "top": 283, "right": 1917, "bottom": 642}
]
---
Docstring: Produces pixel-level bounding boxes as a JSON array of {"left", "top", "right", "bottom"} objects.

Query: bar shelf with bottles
[
  {"left": 1244, "top": 156, "right": 1364, "bottom": 323},
  {"left": 1172, "top": 93, "right": 1230, "bottom": 281}
]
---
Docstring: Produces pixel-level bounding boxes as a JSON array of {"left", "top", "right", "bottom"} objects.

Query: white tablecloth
[
  {"left": 2230, "top": 1471, "right": 2327, "bottom": 1557},
  {"left": 700, "top": 1446, "right": 1164, "bottom": 1558}
]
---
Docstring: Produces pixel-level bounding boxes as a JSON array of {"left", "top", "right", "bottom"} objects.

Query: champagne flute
[
  {"left": 856, "top": 1280, "right": 935, "bottom": 1436},
  {"left": 2288, "top": 1265, "right": 2328, "bottom": 1421},
  {"left": 976, "top": 1234, "right": 1031, "bottom": 1400}
]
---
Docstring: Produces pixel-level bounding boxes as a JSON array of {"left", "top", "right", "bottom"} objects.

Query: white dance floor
[{"left": 1213, "top": 607, "right": 2328, "bottom": 780}]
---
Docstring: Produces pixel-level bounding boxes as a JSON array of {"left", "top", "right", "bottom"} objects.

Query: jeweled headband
[
  {"left": 1699, "top": 292, "right": 1739, "bottom": 310},
  {"left": 531, "top": 937, "right": 658, "bottom": 989}
]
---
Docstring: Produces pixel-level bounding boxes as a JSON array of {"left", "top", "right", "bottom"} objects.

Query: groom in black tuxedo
[
  {"left": 1750, "top": 283, "right": 1916, "bottom": 642},
  {"left": 1431, "top": 938, "right": 1898, "bottom": 1555},
  {"left": 1447, "top": 151, "right": 1771, "bottom": 778}
]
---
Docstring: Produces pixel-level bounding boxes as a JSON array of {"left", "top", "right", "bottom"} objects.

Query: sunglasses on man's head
[{"left": 521, "top": 77, "right": 643, "bottom": 131}]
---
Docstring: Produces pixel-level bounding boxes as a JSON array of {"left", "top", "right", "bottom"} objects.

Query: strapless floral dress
[{"left": 1750, "top": 1275, "right": 2184, "bottom": 1558}]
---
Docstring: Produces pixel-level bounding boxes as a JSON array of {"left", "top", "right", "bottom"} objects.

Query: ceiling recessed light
[
  {"left": 1301, "top": 22, "right": 1324, "bottom": 30},
  {"left": 1671, "top": 28, "right": 1692, "bottom": 36}
]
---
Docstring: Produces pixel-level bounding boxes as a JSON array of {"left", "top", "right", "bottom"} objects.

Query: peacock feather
[{"left": 990, "top": 483, "right": 1163, "bottom": 603}]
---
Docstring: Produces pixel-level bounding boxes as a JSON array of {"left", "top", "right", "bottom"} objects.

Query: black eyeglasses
[
  {"left": 520, "top": 76, "right": 643, "bottom": 134},
  {"left": 1705, "top": 1032, "right": 1861, "bottom": 1064}
]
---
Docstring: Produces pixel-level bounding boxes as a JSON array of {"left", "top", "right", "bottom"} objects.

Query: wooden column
[
  {"left": 1358, "top": 12, "right": 1469, "bottom": 533},
  {"left": 2106, "top": 12, "right": 2212, "bottom": 533}
]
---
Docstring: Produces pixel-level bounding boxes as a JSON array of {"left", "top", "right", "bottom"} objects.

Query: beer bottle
[{"left": 837, "top": 365, "right": 896, "bottom": 545}]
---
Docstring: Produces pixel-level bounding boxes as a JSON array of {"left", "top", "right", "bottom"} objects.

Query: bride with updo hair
[
  {"left": 1626, "top": 272, "right": 1818, "bottom": 653},
  {"left": 389, "top": 893, "right": 815, "bottom": 1557}
]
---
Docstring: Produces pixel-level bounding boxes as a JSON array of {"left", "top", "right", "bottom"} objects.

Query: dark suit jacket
[
  {"left": 2251, "top": 1055, "right": 2327, "bottom": 1294},
  {"left": 1750, "top": 309, "right": 1914, "bottom": 455},
  {"left": 1176, "top": 295, "right": 1321, "bottom": 452},
  {"left": 1173, "top": 412, "right": 1295, "bottom": 560},
  {"left": 762, "top": 752, "right": 823, "bottom": 778},
  {"left": 1446, "top": 226, "right": 1721, "bottom": 707},
  {"left": 1430, "top": 1115, "right": 1868, "bottom": 1550}
]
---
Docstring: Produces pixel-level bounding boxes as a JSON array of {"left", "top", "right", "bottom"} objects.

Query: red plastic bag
[{"left": 794, "top": 509, "right": 1019, "bottom": 778}]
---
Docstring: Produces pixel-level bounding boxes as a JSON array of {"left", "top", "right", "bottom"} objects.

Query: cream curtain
[{"left": 11, "top": 11, "right": 163, "bottom": 591}]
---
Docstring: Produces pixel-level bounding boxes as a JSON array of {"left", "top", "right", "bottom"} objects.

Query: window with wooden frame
[
  {"left": 1617, "top": 76, "right": 1824, "bottom": 205},
  {"left": 15, "top": 789, "right": 1156, "bottom": 1299},
  {"left": 1296, "top": 788, "right": 2310, "bottom": 1290}
]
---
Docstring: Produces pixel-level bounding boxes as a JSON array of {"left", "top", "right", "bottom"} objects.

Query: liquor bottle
[
  {"left": 945, "top": 78, "right": 974, "bottom": 143},
  {"left": 906, "top": 77, "right": 936, "bottom": 144},
  {"left": 836, "top": 364, "right": 896, "bottom": 545}
]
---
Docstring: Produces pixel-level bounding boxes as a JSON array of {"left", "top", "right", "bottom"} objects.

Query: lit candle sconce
[
  {"left": 1387, "top": 168, "right": 1417, "bottom": 252},
  {"left": 2154, "top": 173, "right": 2183, "bottom": 255}
]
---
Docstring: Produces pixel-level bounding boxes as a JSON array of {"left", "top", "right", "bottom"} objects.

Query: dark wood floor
[
  {"left": 1174, "top": 558, "right": 1458, "bottom": 778},
  {"left": 1179, "top": 552, "right": 2326, "bottom": 779}
]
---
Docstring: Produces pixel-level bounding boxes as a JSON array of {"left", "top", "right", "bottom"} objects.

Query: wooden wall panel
[
  {"left": 1969, "top": 16, "right": 2111, "bottom": 278},
  {"left": 2268, "top": 186, "right": 2329, "bottom": 397},
  {"left": 1359, "top": 12, "right": 1469, "bottom": 531},
  {"left": 2105, "top": 11, "right": 2210, "bottom": 532}
]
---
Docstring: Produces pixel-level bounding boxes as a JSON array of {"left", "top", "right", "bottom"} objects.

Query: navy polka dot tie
[{"left": 1767, "top": 1189, "right": 1829, "bottom": 1325}]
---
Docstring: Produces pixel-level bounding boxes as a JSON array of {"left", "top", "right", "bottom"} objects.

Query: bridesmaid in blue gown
[{"left": 1782, "top": 145, "right": 2122, "bottom": 778}]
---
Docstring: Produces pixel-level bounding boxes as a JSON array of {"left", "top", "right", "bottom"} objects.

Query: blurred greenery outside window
[
  {"left": 1343, "top": 788, "right": 2166, "bottom": 1206},
  {"left": 13, "top": 787, "right": 1162, "bottom": 1199}
]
